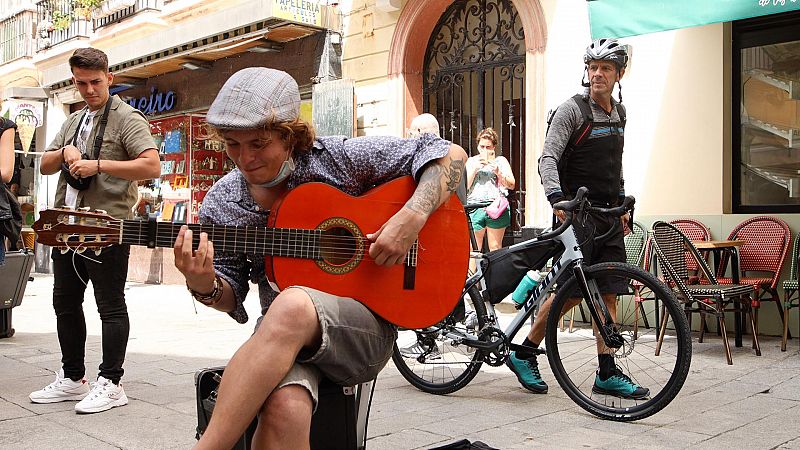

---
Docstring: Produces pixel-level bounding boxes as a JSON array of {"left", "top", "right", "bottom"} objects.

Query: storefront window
[
  {"left": 138, "top": 115, "right": 230, "bottom": 223},
  {"left": 734, "top": 13, "right": 800, "bottom": 213}
]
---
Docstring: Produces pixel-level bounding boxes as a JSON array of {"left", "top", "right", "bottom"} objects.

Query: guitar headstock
[{"left": 33, "top": 208, "right": 121, "bottom": 250}]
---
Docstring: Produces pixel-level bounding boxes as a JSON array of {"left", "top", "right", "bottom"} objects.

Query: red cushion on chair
[
  {"left": 727, "top": 216, "right": 791, "bottom": 290},
  {"left": 716, "top": 276, "right": 771, "bottom": 288}
]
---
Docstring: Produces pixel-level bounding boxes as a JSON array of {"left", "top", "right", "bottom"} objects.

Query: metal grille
[
  {"left": 423, "top": 0, "right": 526, "bottom": 232},
  {"left": 0, "top": 9, "right": 35, "bottom": 65},
  {"left": 36, "top": 0, "right": 92, "bottom": 50},
  {"left": 94, "top": 0, "right": 162, "bottom": 29}
]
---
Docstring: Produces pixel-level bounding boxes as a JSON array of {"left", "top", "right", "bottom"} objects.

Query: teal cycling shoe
[
  {"left": 506, "top": 352, "right": 548, "bottom": 394},
  {"left": 592, "top": 367, "right": 650, "bottom": 400}
]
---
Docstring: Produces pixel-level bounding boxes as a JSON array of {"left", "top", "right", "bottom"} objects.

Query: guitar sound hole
[{"left": 319, "top": 227, "right": 357, "bottom": 266}]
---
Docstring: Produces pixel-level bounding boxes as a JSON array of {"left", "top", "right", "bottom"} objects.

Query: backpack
[{"left": 543, "top": 93, "right": 626, "bottom": 174}]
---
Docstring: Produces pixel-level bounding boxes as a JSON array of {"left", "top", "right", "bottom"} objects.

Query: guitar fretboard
[{"left": 119, "top": 220, "right": 324, "bottom": 259}]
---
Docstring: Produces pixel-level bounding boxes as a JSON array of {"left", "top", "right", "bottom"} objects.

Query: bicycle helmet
[{"left": 583, "top": 38, "right": 629, "bottom": 70}]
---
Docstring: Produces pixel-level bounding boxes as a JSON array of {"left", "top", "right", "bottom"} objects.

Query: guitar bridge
[{"left": 403, "top": 241, "right": 418, "bottom": 290}]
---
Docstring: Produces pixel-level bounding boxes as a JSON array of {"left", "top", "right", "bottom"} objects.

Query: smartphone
[{"left": 480, "top": 148, "right": 496, "bottom": 164}]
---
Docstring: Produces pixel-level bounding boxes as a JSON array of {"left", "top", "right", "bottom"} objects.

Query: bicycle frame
[{"left": 463, "top": 218, "right": 621, "bottom": 355}]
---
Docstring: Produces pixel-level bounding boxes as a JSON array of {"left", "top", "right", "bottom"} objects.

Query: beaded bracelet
[{"left": 187, "top": 275, "right": 223, "bottom": 306}]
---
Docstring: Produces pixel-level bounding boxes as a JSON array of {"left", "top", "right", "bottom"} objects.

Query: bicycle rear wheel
[
  {"left": 545, "top": 262, "right": 691, "bottom": 421},
  {"left": 392, "top": 285, "right": 487, "bottom": 395}
]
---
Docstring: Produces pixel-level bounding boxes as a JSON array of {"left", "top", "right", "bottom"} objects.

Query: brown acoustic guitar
[{"left": 33, "top": 176, "right": 471, "bottom": 328}]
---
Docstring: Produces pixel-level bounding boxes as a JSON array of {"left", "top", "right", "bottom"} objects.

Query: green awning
[{"left": 588, "top": 0, "right": 800, "bottom": 39}]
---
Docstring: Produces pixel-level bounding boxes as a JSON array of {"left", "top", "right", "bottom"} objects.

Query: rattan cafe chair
[{"left": 651, "top": 221, "right": 761, "bottom": 365}]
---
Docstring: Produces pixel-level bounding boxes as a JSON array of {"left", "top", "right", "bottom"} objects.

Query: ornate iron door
[{"left": 423, "top": 0, "right": 526, "bottom": 234}]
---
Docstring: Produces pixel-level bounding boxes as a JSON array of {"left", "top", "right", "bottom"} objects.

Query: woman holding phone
[{"left": 465, "top": 127, "right": 515, "bottom": 253}]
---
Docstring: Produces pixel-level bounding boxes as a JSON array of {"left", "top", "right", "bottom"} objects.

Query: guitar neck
[{"left": 119, "top": 220, "right": 324, "bottom": 259}]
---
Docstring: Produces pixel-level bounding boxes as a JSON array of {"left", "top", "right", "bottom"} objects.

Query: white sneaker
[
  {"left": 74, "top": 376, "right": 128, "bottom": 414},
  {"left": 29, "top": 369, "right": 90, "bottom": 404},
  {"left": 398, "top": 341, "right": 441, "bottom": 360}
]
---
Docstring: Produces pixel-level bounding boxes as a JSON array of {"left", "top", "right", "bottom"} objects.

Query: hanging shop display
[{"left": 138, "top": 115, "right": 231, "bottom": 224}]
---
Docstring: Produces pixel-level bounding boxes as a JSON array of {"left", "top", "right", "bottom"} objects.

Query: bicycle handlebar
[{"left": 536, "top": 187, "right": 635, "bottom": 241}]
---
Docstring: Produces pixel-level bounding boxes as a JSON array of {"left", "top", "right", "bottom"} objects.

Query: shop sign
[
  {"left": 274, "top": 0, "right": 322, "bottom": 26},
  {"left": 1, "top": 100, "right": 44, "bottom": 155},
  {"left": 125, "top": 87, "right": 177, "bottom": 116}
]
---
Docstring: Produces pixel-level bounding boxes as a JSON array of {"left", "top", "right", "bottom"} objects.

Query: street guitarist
[{"left": 173, "top": 67, "right": 466, "bottom": 450}]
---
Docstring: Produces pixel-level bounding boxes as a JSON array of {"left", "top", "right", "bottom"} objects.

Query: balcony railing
[
  {"left": 36, "top": 0, "right": 91, "bottom": 50},
  {"left": 1, "top": 9, "right": 36, "bottom": 64},
  {"left": 94, "top": 0, "right": 162, "bottom": 29}
]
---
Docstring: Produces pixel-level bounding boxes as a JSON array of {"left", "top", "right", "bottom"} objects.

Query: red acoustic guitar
[{"left": 33, "top": 176, "right": 471, "bottom": 328}]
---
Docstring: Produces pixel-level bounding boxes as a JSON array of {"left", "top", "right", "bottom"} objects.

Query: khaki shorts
[{"left": 275, "top": 287, "right": 396, "bottom": 409}]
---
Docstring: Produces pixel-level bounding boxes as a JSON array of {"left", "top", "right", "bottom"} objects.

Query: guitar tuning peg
[
  {"left": 60, "top": 247, "right": 69, "bottom": 254},
  {"left": 79, "top": 207, "right": 91, "bottom": 211},
  {"left": 76, "top": 247, "right": 86, "bottom": 254},
  {"left": 94, "top": 249, "right": 102, "bottom": 256},
  {"left": 95, "top": 209, "right": 107, "bottom": 214}
]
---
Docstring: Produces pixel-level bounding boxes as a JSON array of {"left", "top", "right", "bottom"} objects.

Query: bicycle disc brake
[
  {"left": 602, "top": 323, "right": 625, "bottom": 349},
  {"left": 478, "top": 327, "right": 509, "bottom": 367},
  {"left": 610, "top": 326, "right": 635, "bottom": 358}
]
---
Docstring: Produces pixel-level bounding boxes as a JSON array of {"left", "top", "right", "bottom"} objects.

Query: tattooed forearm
[
  {"left": 405, "top": 156, "right": 465, "bottom": 215},
  {"left": 406, "top": 164, "right": 442, "bottom": 215}
]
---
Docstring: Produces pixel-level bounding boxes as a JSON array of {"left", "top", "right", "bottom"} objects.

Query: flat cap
[{"left": 206, "top": 67, "right": 300, "bottom": 129}]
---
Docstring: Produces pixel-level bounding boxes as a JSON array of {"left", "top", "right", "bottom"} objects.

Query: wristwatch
[{"left": 187, "top": 275, "right": 223, "bottom": 306}]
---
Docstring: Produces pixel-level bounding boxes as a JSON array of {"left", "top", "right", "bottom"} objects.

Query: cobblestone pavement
[{"left": 1, "top": 274, "right": 799, "bottom": 449}]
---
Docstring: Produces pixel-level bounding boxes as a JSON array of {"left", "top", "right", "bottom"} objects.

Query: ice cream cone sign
[{"left": 2, "top": 100, "right": 43, "bottom": 155}]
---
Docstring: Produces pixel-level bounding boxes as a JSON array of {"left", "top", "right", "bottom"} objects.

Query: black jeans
[{"left": 52, "top": 244, "right": 130, "bottom": 383}]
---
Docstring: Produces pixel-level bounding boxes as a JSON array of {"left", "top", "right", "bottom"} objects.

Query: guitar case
[
  {"left": 0, "top": 250, "right": 34, "bottom": 338},
  {"left": 195, "top": 366, "right": 373, "bottom": 450}
]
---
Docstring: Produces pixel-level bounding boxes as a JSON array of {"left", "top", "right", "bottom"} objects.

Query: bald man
[{"left": 408, "top": 113, "right": 440, "bottom": 138}]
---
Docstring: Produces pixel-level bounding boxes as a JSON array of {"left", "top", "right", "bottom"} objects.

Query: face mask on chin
[{"left": 256, "top": 156, "right": 295, "bottom": 188}]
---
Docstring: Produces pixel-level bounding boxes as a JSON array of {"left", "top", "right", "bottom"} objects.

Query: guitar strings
[
  {"left": 73, "top": 218, "right": 419, "bottom": 263},
  {"left": 87, "top": 228, "right": 420, "bottom": 265},
  {"left": 65, "top": 233, "right": 103, "bottom": 287},
  {"left": 120, "top": 235, "right": 418, "bottom": 263}
]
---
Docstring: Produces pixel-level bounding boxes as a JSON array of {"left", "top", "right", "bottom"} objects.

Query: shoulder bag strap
[{"left": 91, "top": 100, "right": 113, "bottom": 160}]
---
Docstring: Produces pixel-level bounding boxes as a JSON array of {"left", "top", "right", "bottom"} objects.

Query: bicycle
[{"left": 392, "top": 187, "right": 692, "bottom": 421}]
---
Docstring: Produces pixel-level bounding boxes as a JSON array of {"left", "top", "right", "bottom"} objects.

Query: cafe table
[{"left": 691, "top": 239, "right": 747, "bottom": 347}]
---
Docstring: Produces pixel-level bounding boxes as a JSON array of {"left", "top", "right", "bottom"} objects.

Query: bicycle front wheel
[
  {"left": 545, "top": 262, "right": 691, "bottom": 421},
  {"left": 391, "top": 285, "right": 487, "bottom": 395}
]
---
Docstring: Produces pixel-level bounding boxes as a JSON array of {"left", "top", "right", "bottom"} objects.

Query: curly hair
[
  {"left": 205, "top": 118, "right": 316, "bottom": 155},
  {"left": 262, "top": 118, "right": 316, "bottom": 155},
  {"left": 476, "top": 127, "right": 498, "bottom": 147}
]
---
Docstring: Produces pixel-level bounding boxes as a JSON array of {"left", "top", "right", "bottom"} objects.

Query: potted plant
[
  {"left": 51, "top": 10, "right": 72, "bottom": 31},
  {"left": 73, "top": 0, "right": 104, "bottom": 20}
]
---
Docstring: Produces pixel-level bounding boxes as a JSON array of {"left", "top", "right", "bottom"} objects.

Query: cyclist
[{"left": 506, "top": 38, "right": 649, "bottom": 399}]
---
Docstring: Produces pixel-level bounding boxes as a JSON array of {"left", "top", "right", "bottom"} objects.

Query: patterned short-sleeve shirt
[{"left": 199, "top": 133, "right": 451, "bottom": 324}]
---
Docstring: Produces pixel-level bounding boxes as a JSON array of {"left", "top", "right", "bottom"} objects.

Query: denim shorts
[{"left": 276, "top": 287, "right": 396, "bottom": 409}]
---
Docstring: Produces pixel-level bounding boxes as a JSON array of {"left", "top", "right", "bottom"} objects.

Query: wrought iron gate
[{"left": 423, "top": 0, "right": 526, "bottom": 234}]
